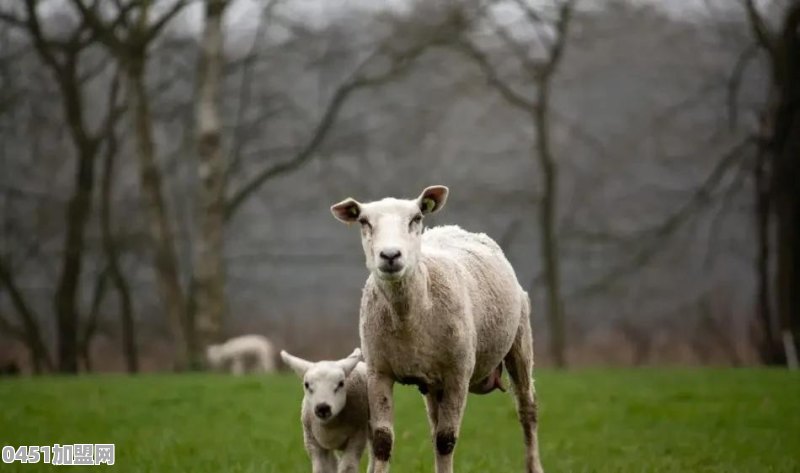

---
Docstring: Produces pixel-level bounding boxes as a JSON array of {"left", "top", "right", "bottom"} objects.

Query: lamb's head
[
  {"left": 206, "top": 344, "right": 223, "bottom": 368},
  {"left": 280, "top": 348, "right": 362, "bottom": 423},
  {"left": 331, "top": 185, "right": 448, "bottom": 281}
]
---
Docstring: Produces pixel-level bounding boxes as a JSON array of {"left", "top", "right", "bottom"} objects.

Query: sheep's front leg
[
  {"left": 433, "top": 380, "right": 468, "bottom": 473},
  {"left": 423, "top": 391, "right": 440, "bottom": 435},
  {"left": 368, "top": 372, "right": 395, "bottom": 473}
]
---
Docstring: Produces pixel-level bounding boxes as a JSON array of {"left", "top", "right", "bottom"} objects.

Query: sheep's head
[
  {"left": 331, "top": 185, "right": 448, "bottom": 281},
  {"left": 280, "top": 348, "right": 362, "bottom": 423}
]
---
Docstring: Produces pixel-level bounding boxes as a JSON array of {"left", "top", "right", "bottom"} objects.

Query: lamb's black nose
[
  {"left": 379, "top": 248, "right": 402, "bottom": 263},
  {"left": 315, "top": 403, "right": 332, "bottom": 419}
]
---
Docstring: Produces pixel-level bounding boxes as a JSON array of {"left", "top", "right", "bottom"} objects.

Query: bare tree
[
  {"left": 452, "top": 0, "right": 576, "bottom": 367},
  {"left": 739, "top": 0, "right": 800, "bottom": 365},
  {"left": 0, "top": 1, "right": 125, "bottom": 372},
  {"left": 192, "top": 0, "right": 229, "bottom": 365},
  {"left": 70, "top": 0, "right": 193, "bottom": 367},
  {"left": 99, "top": 74, "right": 138, "bottom": 372}
]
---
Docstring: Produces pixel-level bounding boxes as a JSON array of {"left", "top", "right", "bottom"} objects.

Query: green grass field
[{"left": 1, "top": 369, "right": 798, "bottom": 472}]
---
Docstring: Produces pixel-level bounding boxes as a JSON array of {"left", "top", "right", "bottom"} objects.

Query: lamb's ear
[
  {"left": 331, "top": 198, "right": 362, "bottom": 224},
  {"left": 280, "top": 350, "right": 312, "bottom": 377},
  {"left": 417, "top": 185, "right": 449, "bottom": 215},
  {"left": 338, "top": 348, "right": 362, "bottom": 377}
]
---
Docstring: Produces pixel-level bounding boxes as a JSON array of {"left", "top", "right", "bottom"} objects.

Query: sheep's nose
[
  {"left": 379, "top": 248, "right": 402, "bottom": 263},
  {"left": 315, "top": 403, "right": 332, "bottom": 419}
]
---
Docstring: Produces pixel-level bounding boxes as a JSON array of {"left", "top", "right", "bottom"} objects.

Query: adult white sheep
[
  {"left": 281, "top": 348, "right": 372, "bottom": 473},
  {"left": 206, "top": 334, "right": 276, "bottom": 375},
  {"left": 331, "top": 185, "right": 543, "bottom": 473}
]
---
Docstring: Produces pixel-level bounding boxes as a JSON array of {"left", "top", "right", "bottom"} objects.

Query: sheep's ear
[
  {"left": 338, "top": 348, "right": 362, "bottom": 377},
  {"left": 331, "top": 198, "right": 362, "bottom": 224},
  {"left": 417, "top": 185, "right": 449, "bottom": 214},
  {"left": 280, "top": 350, "right": 312, "bottom": 377}
]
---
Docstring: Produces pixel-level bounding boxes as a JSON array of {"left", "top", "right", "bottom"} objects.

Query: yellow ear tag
[{"left": 422, "top": 198, "right": 435, "bottom": 213}]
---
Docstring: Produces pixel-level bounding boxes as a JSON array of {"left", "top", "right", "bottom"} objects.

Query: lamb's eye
[
  {"left": 304, "top": 382, "right": 310, "bottom": 390},
  {"left": 410, "top": 214, "right": 422, "bottom": 229},
  {"left": 337, "top": 381, "right": 345, "bottom": 389},
  {"left": 358, "top": 218, "right": 371, "bottom": 230}
]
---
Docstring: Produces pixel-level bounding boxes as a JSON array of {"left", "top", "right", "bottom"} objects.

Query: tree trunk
[
  {"left": 0, "top": 261, "right": 53, "bottom": 373},
  {"left": 125, "top": 58, "right": 189, "bottom": 369},
  {"left": 52, "top": 60, "right": 99, "bottom": 374},
  {"left": 768, "top": 4, "right": 800, "bottom": 363},
  {"left": 533, "top": 81, "right": 567, "bottom": 368},
  {"left": 192, "top": 0, "right": 229, "bottom": 368},
  {"left": 100, "top": 131, "right": 139, "bottom": 373},
  {"left": 753, "top": 151, "right": 784, "bottom": 363}
]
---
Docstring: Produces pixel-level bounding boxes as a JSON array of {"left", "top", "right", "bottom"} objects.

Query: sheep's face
[
  {"left": 280, "top": 349, "right": 362, "bottom": 423},
  {"left": 331, "top": 186, "right": 449, "bottom": 281}
]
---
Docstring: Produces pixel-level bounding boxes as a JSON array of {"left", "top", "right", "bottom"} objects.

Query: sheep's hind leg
[
  {"left": 505, "top": 315, "right": 544, "bottom": 473},
  {"left": 432, "top": 381, "right": 467, "bottom": 473}
]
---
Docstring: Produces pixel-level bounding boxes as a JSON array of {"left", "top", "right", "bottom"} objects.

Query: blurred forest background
[{"left": 0, "top": 0, "right": 798, "bottom": 373}]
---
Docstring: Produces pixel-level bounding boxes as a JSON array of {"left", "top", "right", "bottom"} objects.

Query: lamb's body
[
  {"left": 360, "top": 226, "right": 523, "bottom": 393},
  {"left": 206, "top": 334, "right": 276, "bottom": 375},
  {"left": 282, "top": 349, "right": 373, "bottom": 473},
  {"left": 301, "top": 363, "right": 371, "bottom": 461}
]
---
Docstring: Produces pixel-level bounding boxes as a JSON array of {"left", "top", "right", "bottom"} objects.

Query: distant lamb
[
  {"left": 206, "top": 334, "right": 276, "bottom": 375},
  {"left": 331, "top": 185, "right": 543, "bottom": 473},
  {"left": 281, "top": 348, "right": 372, "bottom": 473}
]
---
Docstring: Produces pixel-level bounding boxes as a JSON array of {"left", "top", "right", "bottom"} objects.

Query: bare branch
[
  {"left": 0, "top": 258, "right": 53, "bottom": 369},
  {"left": 69, "top": 0, "right": 124, "bottom": 52},
  {"left": 0, "top": 9, "right": 26, "bottom": 29},
  {"left": 744, "top": 0, "right": 777, "bottom": 54},
  {"left": 727, "top": 44, "right": 759, "bottom": 129},
  {"left": 542, "top": 0, "right": 576, "bottom": 77},
  {"left": 147, "top": 0, "right": 193, "bottom": 42},
  {"left": 572, "top": 136, "right": 757, "bottom": 298},
  {"left": 452, "top": 37, "right": 537, "bottom": 111},
  {"left": 224, "top": 43, "right": 435, "bottom": 219}
]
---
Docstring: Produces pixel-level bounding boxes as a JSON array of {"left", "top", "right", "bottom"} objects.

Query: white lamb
[
  {"left": 281, "top": 348, "right": 372, "bottom": 473},
  {"left": 206, "top": 334, "right": 276, "bottom": 375},
  {"left": 331, "top": 185, "right": 544, "bottom": 473}
]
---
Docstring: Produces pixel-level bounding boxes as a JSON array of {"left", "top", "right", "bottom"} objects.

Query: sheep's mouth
[{"left": 377, "top": 264, "right": 405, "bottom": 279}]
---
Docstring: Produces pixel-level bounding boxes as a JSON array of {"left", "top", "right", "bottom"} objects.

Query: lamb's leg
[
  {"left": 505, "top": 315, "right": 544, "bottom": 473},
  {"left": 432, "top": 380, "right": 468, "bottom": 473},
  {"left": 257, "top": 349, "right": 273, "bottom": 373},
  {"left": 305, "top": 432, "right": 336, "bottom": 473},
  {"left": 368, "top": 372, "right": 395, "bottom": 473},
  {"left": 336, "top": 430, "right": 367, "bottom": 473},
  {"left": 366, "top": 447, "right": 375, "bottom": 473},
  {"left": 229, "top": 355, "right": 245, "bottom": 375}
]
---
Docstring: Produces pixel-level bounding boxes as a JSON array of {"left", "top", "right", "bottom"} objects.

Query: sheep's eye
[
  {"left": 358, "top": 218, "right": 371, "bottom": 229},
  {"left": 304, "top": 382, "right": 310, "bottom": 390},
  {"left": 410, "top": 214, "right": 422, "bottom": 229},
  {"left": 337, "top": 381, "right": 345, "bottom": 389}
]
